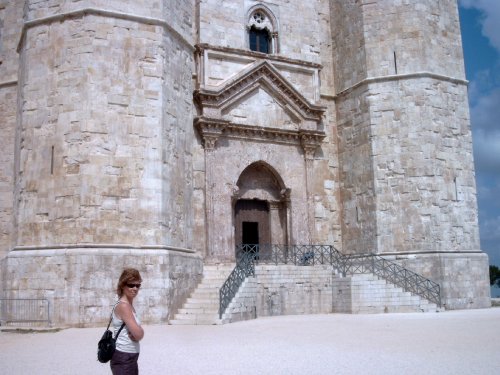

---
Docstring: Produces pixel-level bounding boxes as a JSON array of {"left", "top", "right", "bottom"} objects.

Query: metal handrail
[
  {"left": 219, "top": 244, "right": 441, "bottom": 318},
  {"left": 0, "top": 298, "right": 51, "bottom": 326},
  {"left": 219, "top": 246, "right": 257, "bottom": 318},
  {"left": 339, "top": 254, "right": 441, "bottom": 307}
]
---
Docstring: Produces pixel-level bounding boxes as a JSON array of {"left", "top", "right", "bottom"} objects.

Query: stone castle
[{"left": 0, "top": 0, "right": 491, "bottom": 326}]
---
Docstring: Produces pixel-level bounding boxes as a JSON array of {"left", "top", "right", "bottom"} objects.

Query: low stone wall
[
  {"left": 393, "top": 252, "right": 491, "bottom": 310},
  {"left": 0, "top": 246, "right": 203, "bottom": 327},
  {"left": 255, "top": 265, "right": 334, "bottom": 317},
  {"left": 222, "top": 265, "right": 335, "bottom": 323}
]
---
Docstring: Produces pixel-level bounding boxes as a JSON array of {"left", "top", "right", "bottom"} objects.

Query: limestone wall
[
  {"left": 0, "top": 0, "right": 23, "bottom": 261},
  {"left": 198, "top": 0, "right": 324, "bottom": 63},
  {"left": 15, "top": 3, "right": 195, "bottom": 249},
  {"left": 371, "top": 78, "right": 479, "bottom": 254},
  {"left": 396, "top": 252, "right": 491, "bottom": 310},
  {"left": 0, "top": 84, "right": 16, "bottom": 260},
  {"left": 255, "top": 265, "right": 334, "bottom": 317},
  {"left": 0, "top": 247, "right": 202, "bottom": 326},
  {"left": 329, "top": 0, "right": 367, "bottom": 92},
  {"left": 333, "top": 0, "right": 479, "bottom": 256},
  {"left": 0, "top": 0, "right": 23, "bottom": 81},
  {"left": 330, "top": 0, "right": 465, "bottom": 91},
  {"left": 335, "top": 86, "right": 378, "bottom": 254},
  {"left": 361, "top": 0, "right": 465, "bottom": 78}
]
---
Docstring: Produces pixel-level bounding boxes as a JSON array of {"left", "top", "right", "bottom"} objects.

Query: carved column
[
  {"left": 195, "top": 118, "right": 225, "bottom": 258},
  {"left": 269, "top": 201, "right": 282, "bottom": 245},
  {"left": 281, "top": 188, "right": 291, "bottom": 246},
  {"left": 301, "top": 134, "right": 320, "bottom": 244},
  {"left": 271, "top": 32, "right": 279, "bottom": 54}
]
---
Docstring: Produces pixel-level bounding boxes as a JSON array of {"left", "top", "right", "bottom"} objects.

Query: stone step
[
  {"left": 184, "top": 297, "right": 218, "bottom": 305},
  {"left": 171, "top": 312, "right": 219, "bottom": 322},
  {"left": 177, "top": 307, "right": 219, "bottom": 315},
  {"left": 170, "top": 263, "right": 234, "bottom": 325},
  {"left": 169, "top": 317, "right": 222, "bottom": 325},
  {"left": 190, "top": 291, "right": 220, "bottom": 298}
]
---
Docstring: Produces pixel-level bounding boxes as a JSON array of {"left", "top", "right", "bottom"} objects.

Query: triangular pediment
[
  {"left": 194, "top": 61, "right": 325, "bottom": 123},
  {"left": 221, "top": 84, "right": 300, "bottom": 130}
]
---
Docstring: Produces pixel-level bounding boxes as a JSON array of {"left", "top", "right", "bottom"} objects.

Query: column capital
[{"left": 194, "top": 117, "right": 227, "bottom": 150}]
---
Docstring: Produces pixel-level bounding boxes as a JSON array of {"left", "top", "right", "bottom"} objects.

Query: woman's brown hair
[{"left": 116, "top": 268, "right": 142, "bottom": 297}]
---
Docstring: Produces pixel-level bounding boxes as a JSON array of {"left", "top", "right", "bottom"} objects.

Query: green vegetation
[{"left": 490, "top": 265, "right": 500, "bottom": 287}]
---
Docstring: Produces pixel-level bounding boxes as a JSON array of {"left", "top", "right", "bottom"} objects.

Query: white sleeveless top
[{"left": 112, "top": 302, "right": 141, "bottom": 354}]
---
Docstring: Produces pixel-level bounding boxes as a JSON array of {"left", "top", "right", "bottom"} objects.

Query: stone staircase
[
  {"left": 332, "top": 273, "right": 440, "bottom": 314},
  {"left": 170, "top": 263, "right": 440, "bottom": 325},
  {"left": 169, "top": 264, "right": 234, "bottom": 325}
]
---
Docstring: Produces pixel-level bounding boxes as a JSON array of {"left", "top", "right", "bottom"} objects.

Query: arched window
[
  {"left": 247, "top": 7, "right": 278, "bottom": 54},
  {"left": 249, "top": 25, "right": 270, "bottom": 53}
]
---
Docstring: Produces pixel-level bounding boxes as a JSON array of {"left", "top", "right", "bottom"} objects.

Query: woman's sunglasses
[{"left": 126, "top": 283, "right": 141, "bottom": 289}]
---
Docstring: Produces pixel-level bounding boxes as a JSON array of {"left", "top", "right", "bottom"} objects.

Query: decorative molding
[
  {"left": 195, "top": 117, "right": 227, "bottom": 149},
  {"left": 195, "top": 43, "right": 322, "bottom": 69},
  {"left": 194, "top": 60, "right": 325, "bottom": 122},
  {"left": 301, "top": 134, "right": 322, "bottom": 159},
  {"left": 335, "top": 71, "right": 469, "bottom": 99},
  {"left": 12, "top": 243, "right": 197, "bottom": 254},
  {"left": 195, "top": 116, "right": 325, "bottom": 149},
  {"left": 17, "top": 8, "right": 194, "bottom": 53}
]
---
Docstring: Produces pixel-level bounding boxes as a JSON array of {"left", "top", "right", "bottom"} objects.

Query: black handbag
[{"left": 97, "top": 304, "right": 125, "bottom": 363}]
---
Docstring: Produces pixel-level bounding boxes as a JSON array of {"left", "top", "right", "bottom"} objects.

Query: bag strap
[
  {"left": 114, "top": 322, "right": 126, "bottom": 340},
  {"left": 107, "top": 301, "right": 126, "bottom": 339}
]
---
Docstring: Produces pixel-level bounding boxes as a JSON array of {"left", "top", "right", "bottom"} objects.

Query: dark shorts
[{"left": 110, "top": 350, "right": 140, "bottom": 375}]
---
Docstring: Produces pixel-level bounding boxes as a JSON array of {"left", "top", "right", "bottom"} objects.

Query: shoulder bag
[{"left": 97, "top": 303, "right": 125, "bottom": 363}]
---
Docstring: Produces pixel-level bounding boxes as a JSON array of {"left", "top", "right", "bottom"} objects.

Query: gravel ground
[{"left": 1, "top": 308, "right": 499, "bottom": 375}]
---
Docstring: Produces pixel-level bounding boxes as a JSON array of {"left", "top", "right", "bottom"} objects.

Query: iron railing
[
  {"left": 0, "top": 298, "right": 51, "bottom": 326},
  {"left": 219, "top": 247, "right": 257, "bottom": 318},
  {"left": 219, "top": 244, "right": 441, "bottom": 318},
  {"left": 340, "top": 254, "right": 442, "bottom": 307}
]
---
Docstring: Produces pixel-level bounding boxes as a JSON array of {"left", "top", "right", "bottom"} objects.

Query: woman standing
[{"left": 111, "top": 268, "right": 144, "bottom": 375}]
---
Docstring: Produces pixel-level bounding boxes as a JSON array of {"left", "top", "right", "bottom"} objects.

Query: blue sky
[{"left": 458, "top": 1, "right": 500, "bottom": 266}]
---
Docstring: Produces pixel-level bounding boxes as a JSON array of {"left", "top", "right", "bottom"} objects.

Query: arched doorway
[{"left": 233, "top": 162, "right": 289, "bottom": 256}]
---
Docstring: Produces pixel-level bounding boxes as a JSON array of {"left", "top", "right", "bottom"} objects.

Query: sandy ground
[{"left": 1, "top": 308, "right": 500, "bottom": 375}]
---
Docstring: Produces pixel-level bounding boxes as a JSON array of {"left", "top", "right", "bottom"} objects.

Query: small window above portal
[
  {"left": 249, "top": 25, "right": 270, "bottom": 53},
  {"left": 247, "top": 6, "right": 278, "bottom": 54}
]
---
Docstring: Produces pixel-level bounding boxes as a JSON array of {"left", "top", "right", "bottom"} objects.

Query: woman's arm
[{"left": 115, "top": 302, "right": 144, "bottom": 341}]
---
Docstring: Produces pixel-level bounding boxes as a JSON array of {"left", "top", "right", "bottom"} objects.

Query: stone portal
[{"left": 233, "top": 162, "right": 289, "bottom": 252}]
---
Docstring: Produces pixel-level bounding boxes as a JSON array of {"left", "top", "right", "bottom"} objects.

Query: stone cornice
[
  {"left": 194, "top": 60, "right": 325, "bottom": 122},
  {"left": 195, "top": 43, "right": 322, "bottom": 70},
  {"left": 12, "top": 243, "right": 197, "bottom": 254},
  {"left": 335, "top": 71, "right": 469, "bottom": 99},
  {"left": 0, "top": 80, "right": 17, "bottom": 89},
  {"left": 195, "top": 116, "right": 325, "bottom": 147},
  {"left": 17, "top": 8, "right": 194, "bottom": 53}
]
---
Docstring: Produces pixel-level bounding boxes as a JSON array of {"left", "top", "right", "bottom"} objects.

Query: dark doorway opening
[
  {"left": 234, "top": 199, "right": 270, "bottom": 247},
  {"left": 242, "top": 221, "right": 259, "bottom": 245}
]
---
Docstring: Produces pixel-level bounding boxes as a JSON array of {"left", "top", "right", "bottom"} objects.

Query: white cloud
[
  {"left": 470, "top": 87, "right": 500, "bottom": 133},
  {"left": 473, "top": 129, "right": 500, "bottom": 174},
  {"left": 460, "top": 0, "right": 500, "bottom": 52},
  {"left": 470, "top": 87, "right": 500, "bottom": 176}
]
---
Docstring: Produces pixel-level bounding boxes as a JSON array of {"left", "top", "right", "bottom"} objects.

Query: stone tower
[
  {"left": 331, "top": 0, "right": 489, "bottom": 309},
  {"left": 0, "top": 0, "right": 490, "bottom": 326}
]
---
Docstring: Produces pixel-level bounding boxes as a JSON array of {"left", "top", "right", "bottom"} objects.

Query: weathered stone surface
[
  {"left": 0, "top": 0, "right": 491, "bottom": 326},
  {"left": 1, "top": 247, "right": 202, "bottom": 326}
]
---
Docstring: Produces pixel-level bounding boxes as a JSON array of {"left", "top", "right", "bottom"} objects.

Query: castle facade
[{"left": 0, "top": 0, "right": 490, "bottom": 326}]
